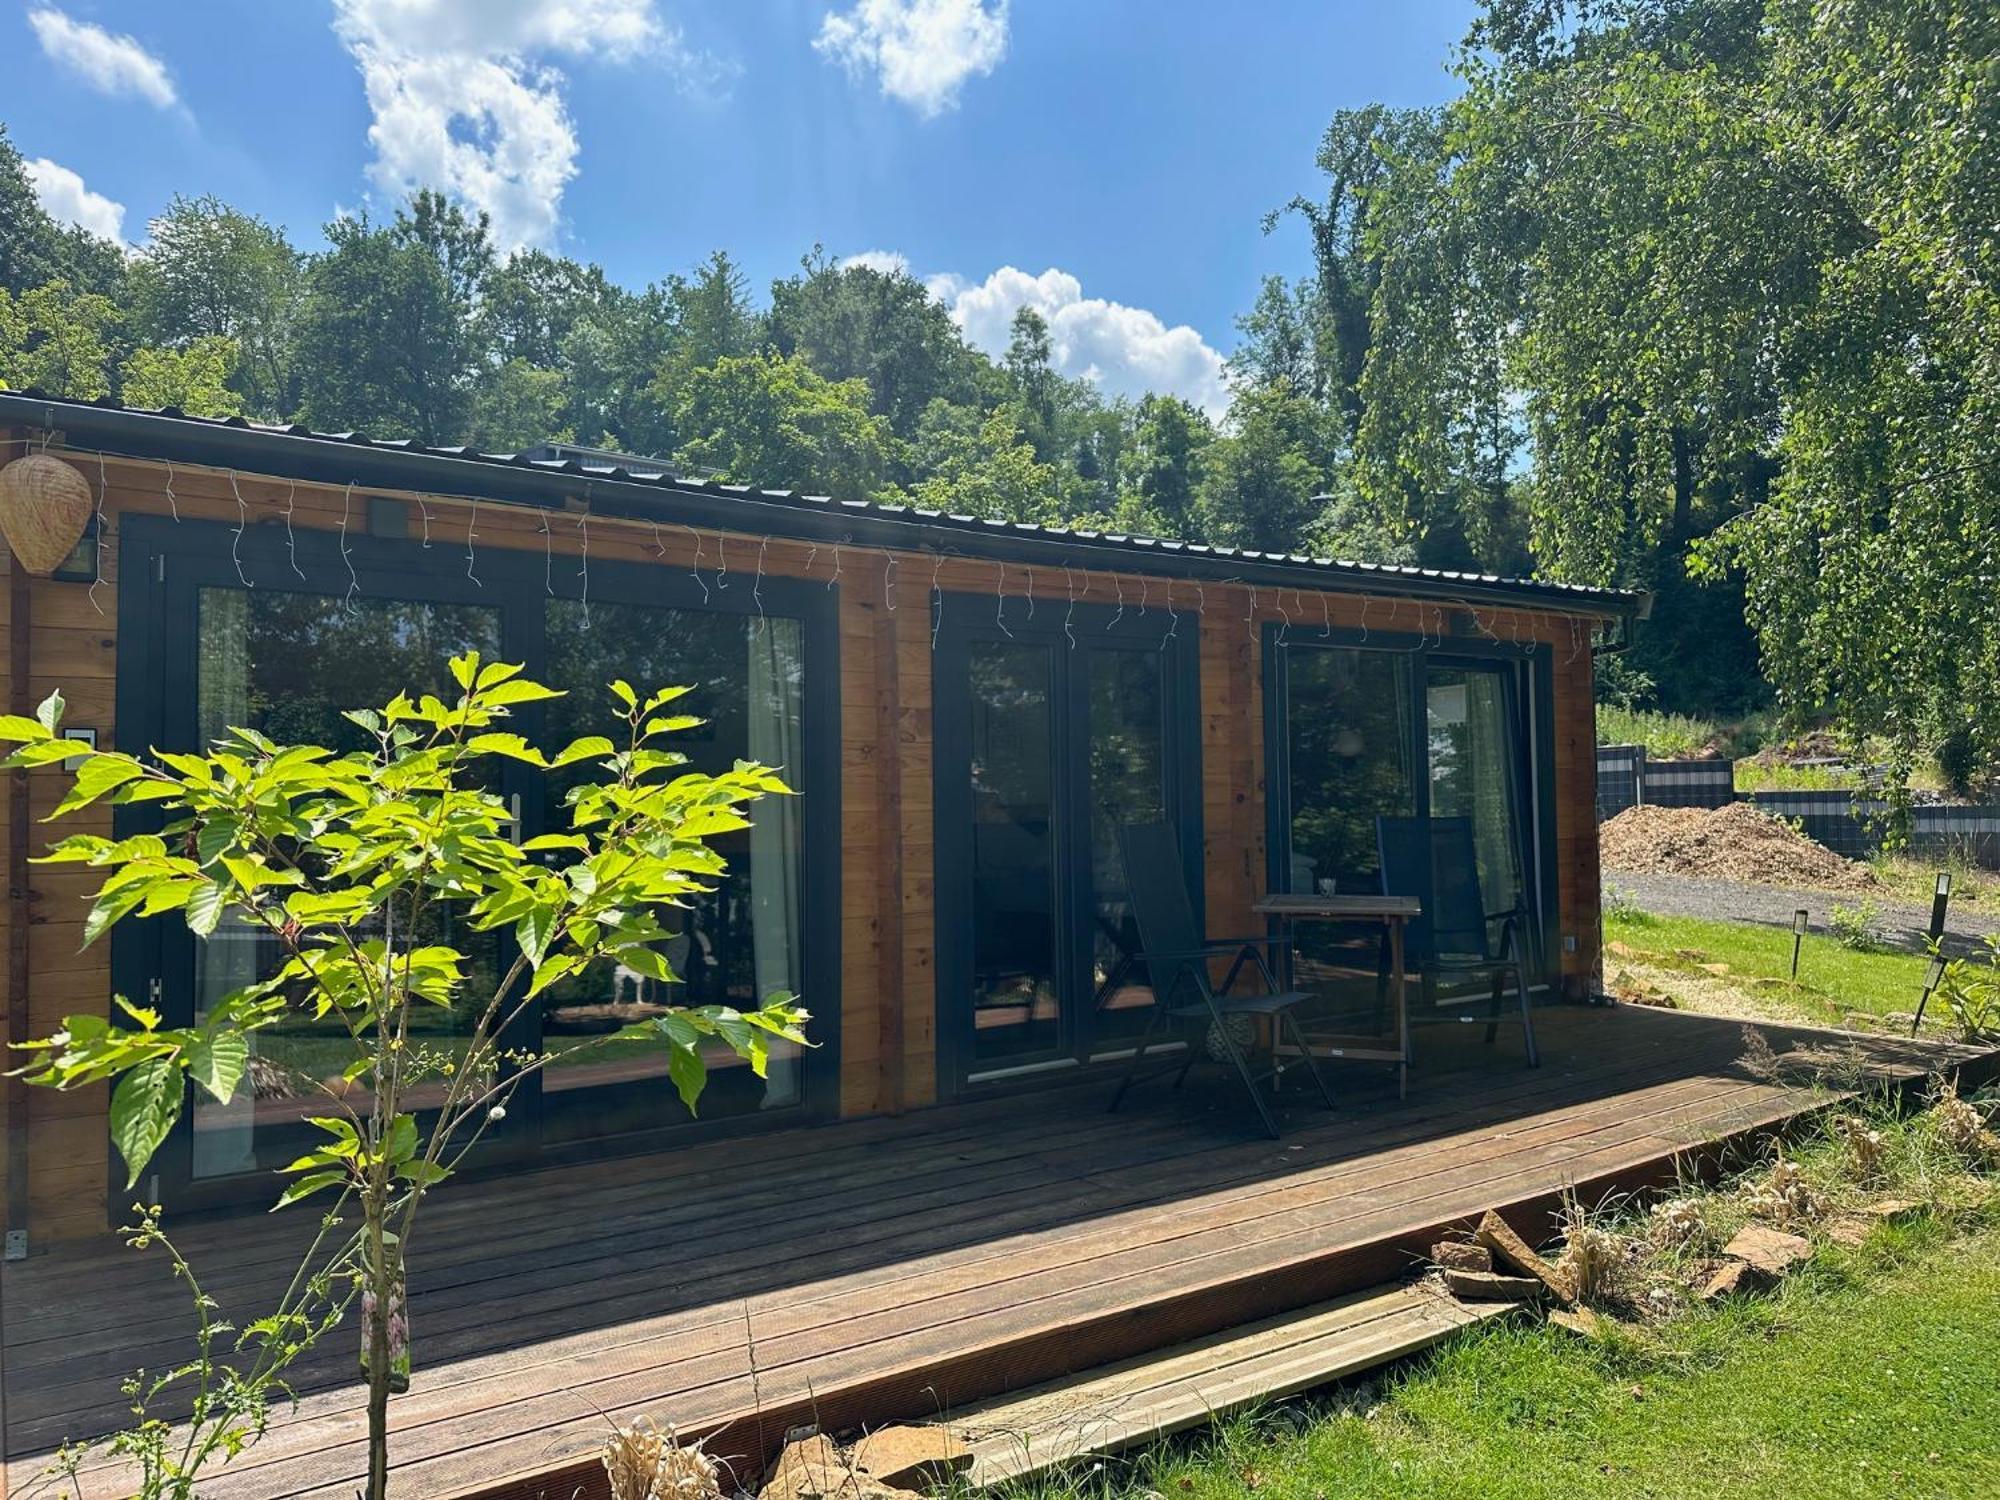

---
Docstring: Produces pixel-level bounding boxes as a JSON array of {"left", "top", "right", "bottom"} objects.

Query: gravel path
[{"left": 1605, "top": 870, "right": 2000, "bottom": 955}]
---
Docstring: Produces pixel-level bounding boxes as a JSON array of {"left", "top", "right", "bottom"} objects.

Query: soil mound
[{"left": 1601, "top": 802, "right": 1875, "bottom": 890}]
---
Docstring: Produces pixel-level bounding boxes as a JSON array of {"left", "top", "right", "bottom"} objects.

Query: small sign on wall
[{"left": 62, "top": 726, "right": 95, "bottom": 770}]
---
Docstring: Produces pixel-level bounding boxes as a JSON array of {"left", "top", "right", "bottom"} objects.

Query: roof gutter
[{"left": 0, "top": 394, "right": 1641, "bottom": 620}]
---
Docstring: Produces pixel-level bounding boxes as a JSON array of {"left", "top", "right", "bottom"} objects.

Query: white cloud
[
  {"left": 332, "top": 0, "right": 727, "bottom": 253},
  {"left": 839, "top": 249, "right": 913, "bottom": 276},
  {"left": 27, "top": 8, "right": 178, "bottom": 110},
  {"left": 940, "top": 265, "right": 1230, "bottom": 419},
  {"left": 815, "top": 0, "right": 1008, "bottom": 117},
  {"left": 24, "top": 157, "right": 126, "bottom": 244}
]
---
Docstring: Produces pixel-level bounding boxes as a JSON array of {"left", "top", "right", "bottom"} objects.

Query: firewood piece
[
  {"left": 1548, "top": 1306, "right": 1604, "bottom": 1338},
  {"left": 1698, "top": 1259, "right": 1770, "bottom": 1301},
  {"left": 1474, "top": 1209, "right": 1576, "bottom": 1302},
  {"left": 1432, "top": 1241, "right": 1493, "bottom": 1273},
  {"left": 1722, "top": 1224, "right": 1811, "bottom": 1277},
  {"left": 851, "top": 1426, "right": 971, "bottom": 1488},
  {"left": 1444, "top": 1268, "right": 1544, "bottom": 1302}
]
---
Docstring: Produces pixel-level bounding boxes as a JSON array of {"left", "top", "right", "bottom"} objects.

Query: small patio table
[{"left": 1253, "top": 893, "right": 1422, "bottom": 1098}]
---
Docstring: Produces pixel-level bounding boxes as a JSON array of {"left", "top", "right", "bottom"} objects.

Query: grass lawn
[
  {"left": 1602, "top": 907, "right": 1938, "bottom": 1031},
  {"left": 1068, "top": 1216, "right": 2000, "bottom": 1500}
]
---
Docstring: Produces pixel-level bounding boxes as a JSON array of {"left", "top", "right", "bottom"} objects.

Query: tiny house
[{"left": 0, "top": 392, "right": 1634, "bottom": 1246}]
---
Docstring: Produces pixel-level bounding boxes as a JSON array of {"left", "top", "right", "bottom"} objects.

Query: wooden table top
[{"left": 1253, "top": 892, "right": 1423, "bottom": 919}]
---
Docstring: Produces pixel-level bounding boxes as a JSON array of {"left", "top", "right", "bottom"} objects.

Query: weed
[{"left": 1828, "top": 897, "right": 1882, "bottom": 952}]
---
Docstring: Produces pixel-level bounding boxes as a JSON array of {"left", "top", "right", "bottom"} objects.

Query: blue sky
[{"left": 6, "top": 1, "right": 1475, "bottom": 415}]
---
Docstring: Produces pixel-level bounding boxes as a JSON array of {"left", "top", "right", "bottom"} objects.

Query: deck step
[{"left": 952, "top": 1282, "right": 1511, "bottom": 1487}]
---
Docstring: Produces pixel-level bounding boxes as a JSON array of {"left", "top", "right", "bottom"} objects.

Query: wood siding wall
[{"left": 0, "top": 442, "right": 1602, "bottom": 1244}]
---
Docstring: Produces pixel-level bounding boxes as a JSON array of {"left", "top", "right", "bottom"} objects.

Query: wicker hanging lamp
[{"left": 0, "top": 454, "right": 94, "bottom": 575}]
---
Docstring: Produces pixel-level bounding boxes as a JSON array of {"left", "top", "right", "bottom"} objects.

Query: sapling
[{"left": 5, "top": 654, "right": 809, "bottom": 1498}]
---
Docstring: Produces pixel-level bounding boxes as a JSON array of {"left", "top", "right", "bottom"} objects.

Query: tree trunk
[{"left": 365, "top": 1186, "right": 393, "bottom": 1500}]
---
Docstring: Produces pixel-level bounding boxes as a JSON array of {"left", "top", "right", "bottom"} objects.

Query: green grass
[
  {"left": 1595, "top": 705, "right": 1724, "bottom": 759},
  {"left": 1043, "top": 1218, "right": 2000, "bottom": 1500},
  {"left": 1602, "top": 907, "right": 1935, "bottom": 1029},
  {"left": 1734, "top": 760, "right": 1867, "bottom": 793}
]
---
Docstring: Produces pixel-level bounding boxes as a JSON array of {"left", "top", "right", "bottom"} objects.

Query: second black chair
[
  {"left": 1110, "top": 821, "right": 1335, "bottom": 1138},
  {"left": 1375, "top": 814, "right": 1538, "bottom": 1068}
]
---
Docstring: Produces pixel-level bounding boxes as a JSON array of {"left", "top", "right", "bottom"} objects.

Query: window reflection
[{"left": 537, "top": 600, "right": 806, "bottom": 1141}]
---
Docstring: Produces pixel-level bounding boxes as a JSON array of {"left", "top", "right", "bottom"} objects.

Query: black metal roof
[{"left": 0, "top": 390, "right": 1640, "bottom": 617}]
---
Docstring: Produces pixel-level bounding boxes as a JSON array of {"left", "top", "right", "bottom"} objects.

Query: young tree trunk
[{"left": 365, "top": 1183, "right": 393, "bottom": 1499}]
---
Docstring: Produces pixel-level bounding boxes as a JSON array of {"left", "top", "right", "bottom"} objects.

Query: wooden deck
[{"left": 5, "top": 1005, "right": 1990, "bottom": 1500}]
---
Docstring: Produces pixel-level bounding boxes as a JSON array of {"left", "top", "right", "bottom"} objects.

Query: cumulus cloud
[
  {"left": 27, "top": 8, "right": 178, "bottom": 110},
  {"left": 839, "top": 249, "right": 913, "bottom": 276},
  {"left": 815, "top": 0, "right": 1008, "bottom": 117},
  {"left": 940, "top": 265, "right": 1230, "bottom": 419},
  {"left": 24, "top": 157, "right": 126, "bottom": 243},
  {"left": 332, "top": 0, "right": 728, "bottom": 252}
]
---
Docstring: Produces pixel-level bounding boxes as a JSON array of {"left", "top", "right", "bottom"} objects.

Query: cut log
[
  {"left": 1444, "top": 1268, "right": 1543, "bottom": 1302},
  {"left": 1474, "top": 1210, "right": 1576, "bottom": 1302},
  {"left": 1431, "top": 1241, "right": 1493, "bottom": 1273},
  {"left": 851, "top": 1426, "right": 971, "bottom": 1488},
  {"left": 1722, "top": 1224, "right": 1812, "bottom": 1277},
  {"left": 1698, "top": 1259, "right": 1770, "bottom": 1301}
]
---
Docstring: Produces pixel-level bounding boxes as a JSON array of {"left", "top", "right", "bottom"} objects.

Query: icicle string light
[
  {"left": 1024, "top": 565, "right": 1036, "bottom": 619},
  {"left": 164, "top": 459, "right": 180, "bottom": 523},
  {"left": 226, "top": 469, "right": 255, "bottom": 592},
  {"left": 539, "top": 517, "right": 555, "bottom": 595},
  {"left": 826, "top": 541, "right": 843, "bottom": 592},
  {"left": 1359, "top": 593, "right": 1372, "bottom": 643},
  {"left": 464, "top": 497, "right": 482, "bottom": 587},
  {"left": 1109, "top": 571, "right": 1125, "bottom": 631},
  {"left": 995, "top": 561, "right": 1013, "bottom": 638},
  {"left": 1163, "top": 579, "right": 1179, "bottom": 645},
  {"left": 649, "top": 521, "right": 668, "bottom": 559},
  {"left": 418, "top": 496, "right": 433, "bottom": 548},
  {"left": 751, "top": 536, "right": 769, "bottom": 635},
  {"left": 1274, "top": 587, "right": 1291, "bottom": 646},
  {"left": 284, "top": 480, "right": 306, "bottom": 580},
  {"left": 684, "top": 525, "right": 709, "bottom": 603},
  {"left": 88, "top": 450, "right": 110, "bottom": 614},
  {"left": 576, "top": 509, "right": 592, "bottom": 625},
  {"left": 928, "top": 550, "right": 947, "bottom": 650},
  {"left": 713, "top": 532, "right": 729, "bottom": 591},
  {"left": 337, "top": 480, "right": 360, "bottom": 610}
]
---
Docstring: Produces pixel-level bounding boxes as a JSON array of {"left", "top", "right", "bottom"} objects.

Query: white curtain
[{"left": 746, "top": 618, "right": 805, "bottom": 1108}]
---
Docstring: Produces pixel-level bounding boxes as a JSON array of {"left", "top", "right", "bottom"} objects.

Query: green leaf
[
  {"left": 50, "top": 757, "right": 147, "bottom": 820},
  {"left": 383, "top": 1113, "right": 419, "bottom": 1165},
  {"left": 666, "top": 1041, "right": 707, "bottom": 1116},
  {"left": 186, "top": 880, "right": 228, "bottom": 938},
  {"left": 273, "top": 1170, "right": 347, "bottom": 1211},
  {"left": 608, "top": 679, "right": 638, "bottom": 708},
  {"left": 110, "top": 1057, "right": 182, "bottom": 1188},
  {"left": 186, "top": 1031, "right": 248, "bottom": 1104},
  {"left": 516, "top": 905, "right": 557, "bottom": 966},
  {"left": 480, "top": 679, "right": 564, "bottom": 707},
  {"left": 396, "top": 1158, "right": 451, "bottom": 1187},
  {"left": 550, "top": 735, "right": 616, "bottom": 767},
  {"left": 36, "top": 688, "right": 65, "bottom": 733},
  {"left": 0, "top": 713, "right": 54, "bottom": 743}
]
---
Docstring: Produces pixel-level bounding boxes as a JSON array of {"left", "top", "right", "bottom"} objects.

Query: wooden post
[
  {"left": 872, "top": 585, "right": 906, "bottom": 1115},
  {"left": 7, "top": 482, "right": 31, "bottom": 1250}
]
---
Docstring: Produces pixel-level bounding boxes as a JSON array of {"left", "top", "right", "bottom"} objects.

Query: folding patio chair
[
  {"left": 1375, "top": 815, "right": 1539, "bottom": 1068},
  {"left": 1109, "top": 821, "right": 1336, "bottom": 1138}
]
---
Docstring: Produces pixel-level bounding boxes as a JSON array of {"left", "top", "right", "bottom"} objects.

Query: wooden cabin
[{"left": 0, "top": 392, "right": 1634, "bottom": 1250}]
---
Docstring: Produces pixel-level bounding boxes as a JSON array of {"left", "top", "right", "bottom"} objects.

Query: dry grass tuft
[
  {"left": 1926, "top": 1079, "right": 2000, "bottom": 1165},
  {"left": 1743, "top": 1153, "right": 1819, "bottom": 1225},
  {"left": 1556, "top": 1198, "right": 1626, "bottom": 1304},
  {"left": 601, "top": 1418, "right": 722, "bottom": 1500},
  {"left": 1833, "top": 1114, "right": 1886, "bottom": 1182}
]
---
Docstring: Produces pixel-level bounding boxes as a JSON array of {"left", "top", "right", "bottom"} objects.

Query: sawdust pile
[{"left": 1601, "top": 802, "right": 1876, "bottom": 890}]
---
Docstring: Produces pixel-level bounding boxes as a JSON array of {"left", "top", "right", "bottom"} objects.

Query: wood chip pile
[{"left": 1600, "top": 802, "right": 1876, "bottom": 890}]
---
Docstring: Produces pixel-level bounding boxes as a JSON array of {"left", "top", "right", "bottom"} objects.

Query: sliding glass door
[
  {"left": 1265, "top": 625, "right": 1553, "bottom": 1011},
  {"left": 934, "top": 594, "right": 1200, "bottom": 1091},
  {"left": 114, "top": 514, "right": 838, "bottom": 1212}
]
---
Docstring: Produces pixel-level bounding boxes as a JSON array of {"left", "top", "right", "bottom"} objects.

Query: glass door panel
[
  {"left": 536, "top": 599, "right": 807, "bottom": 1142},
  {"left": 1425, "top": 665, "right": 1526, "bottom": 951},
  {"left": 1085, "top": 648, "right": 1169, "bottom": 1047},
  {"left": 967, "top": 641, "right": 1062, "bottom": 1064},
  {"left": 190, "top": 586, "right": 505, "bottom": 1180}
]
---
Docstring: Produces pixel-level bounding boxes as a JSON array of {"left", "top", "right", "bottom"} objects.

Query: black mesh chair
[
  {"left": 1110, "top": 822, "right": 1336, "bottom": 1138},
  {"left": 1375, "top": 815, "right": 1539, "bottom": 1067}
]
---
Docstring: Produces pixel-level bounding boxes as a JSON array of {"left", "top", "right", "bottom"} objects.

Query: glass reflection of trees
[{"left": 537, "top": 599, "right": 806, "bottom": 1135}]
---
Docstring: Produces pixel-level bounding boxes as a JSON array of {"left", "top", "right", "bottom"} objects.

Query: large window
[{"left": 117, "top": 514, "right": 837, "bottom": 1207}]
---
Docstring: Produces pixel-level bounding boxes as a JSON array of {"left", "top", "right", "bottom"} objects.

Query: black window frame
[{"left": 111, "top": 513, "right": 842, "bottom": 1219}]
